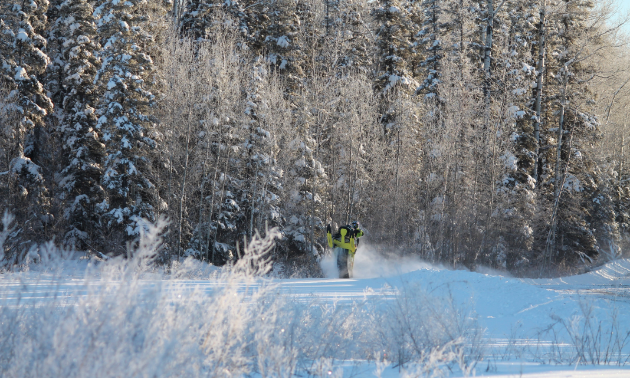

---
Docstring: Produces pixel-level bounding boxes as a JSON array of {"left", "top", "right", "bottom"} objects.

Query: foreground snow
[{"left": 1, "top": 241, "right": 630, "bottom": 377}]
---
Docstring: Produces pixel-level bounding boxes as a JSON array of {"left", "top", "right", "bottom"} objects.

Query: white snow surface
[{"left": 2, "top": 244, "right": 630, "bottom": 377}]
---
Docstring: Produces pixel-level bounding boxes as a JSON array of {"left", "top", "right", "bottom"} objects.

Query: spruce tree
[
  {"left": 242, "top": 58, "right": 284, "bottom": 242},
  {"left": 530, "top": 0, "right": 615, "bottom": 266},
  {"left": 263, "top": 0, "right": 302, "bottom": 91},
  {"left": 181, "top": 0, "right": 247, "bottom": 41},
  {"left": 281, "top": 117, "right": 327, "bottom": 258},
  {"left": 46, "top": 0, "right": 65, "bottom": 112},
  {"left": 56, "top": 0, "right": 105, "bottom": 250},
  {"left": 372, "top": 0, "right": 419, "bottom": 95},
  {"left": 0, "top": 0, "right": 54, "bottom": 245},
  {"left": 325, "top": 0, "right": 373, "bottom": 74},
  {"left": 416, "top": 0, "right": 448, "bottom": 99},
  {"left": 493, "top": 0, "right": 541, "bottom": 269},
  {"left": 93, "top": 0, "right": 162, "bottom": 252},
  {"left": 184, "top": 112, "right": 248, "bottom": 265}
]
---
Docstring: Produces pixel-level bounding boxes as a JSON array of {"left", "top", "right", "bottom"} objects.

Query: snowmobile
[{"left": 326, "top": 223, "right": 360, "bottom": 279}]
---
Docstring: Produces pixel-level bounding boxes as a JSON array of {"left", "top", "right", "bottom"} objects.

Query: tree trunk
[
  {"left": 483, "top": 0, "right": 494, "bottom": 103},
  {"left": 533, "top": 0, "right": 547, "bottom": 185},
  {"left": 546, "top": 72, "right": 568, "bottom": 264},
  {"left": 178, "top": 108, "right": 193, "bottom": 259},
  {"left": 554, "top": 75, "right": 567, "bottom": 202},
  {"left": 211, "top": 147, "right": 232, "bottom": 265},
  {"left": 309, "top": 178, "right": 315, "bottom": 256},
  {"left": 393, "top": 128, "right": 400, "bottom": 235},
  {"left": 249, "top": 168, "right": 258, "bottom": 242},
  {"left": 203, "top": 137, "right": 222, "bottom": 262},
  {"left": 620, "top": 129, "right": 625, "bottom": 197}
]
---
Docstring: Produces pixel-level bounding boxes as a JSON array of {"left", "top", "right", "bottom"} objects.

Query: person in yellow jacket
[{"left": 327, "top": 221, "right": 364, "bottom": 278}]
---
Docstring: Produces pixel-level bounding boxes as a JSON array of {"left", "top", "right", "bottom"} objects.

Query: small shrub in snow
[
  {"left": 365, "top": 281, "right": 484, "bottom": 374},
  {"left": 535, "top": 299, "right": 630, "bottom": 366}
]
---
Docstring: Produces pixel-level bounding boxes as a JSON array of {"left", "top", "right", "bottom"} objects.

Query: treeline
[{"left": 0, "top": 0, "right": 628, "bottom": 275}]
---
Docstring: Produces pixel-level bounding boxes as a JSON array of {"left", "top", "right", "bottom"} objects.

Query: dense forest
[{"left": 1, "top": 0, "right": 629, "bottom": 276}]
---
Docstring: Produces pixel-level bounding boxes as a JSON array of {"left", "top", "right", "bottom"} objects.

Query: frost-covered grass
[
  {"left": 0, "top": 221, "right": 483, "bottom": 378},
  {"left": 3, "top": 218, "right": 630, "bottom": 377},
  {"left": 527, "top": 299, "right": 630, "bottom": 366}
]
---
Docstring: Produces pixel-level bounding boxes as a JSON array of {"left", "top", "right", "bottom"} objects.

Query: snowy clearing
[{"left": 1, "top": 241, "right": 630, "bottom": 377}]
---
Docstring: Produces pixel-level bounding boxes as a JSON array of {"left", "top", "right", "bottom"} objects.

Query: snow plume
[
  {"left": 318, "top": 251, "right": 337, "bottom": 278},
  {"left": 354, "top": 243, "right": 439, "bottom": 278},
  {"left": 319, "top": 241, "right": 440, "bottom": 279}
]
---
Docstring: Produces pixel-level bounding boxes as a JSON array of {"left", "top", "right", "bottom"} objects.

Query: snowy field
[{"left": 1, "top": 236, "right": 630, "bottom": 377}]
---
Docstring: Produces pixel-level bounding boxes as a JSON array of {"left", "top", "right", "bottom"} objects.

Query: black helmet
[{"left": 351, "top": 220, "right": 359, "bottom": 229}]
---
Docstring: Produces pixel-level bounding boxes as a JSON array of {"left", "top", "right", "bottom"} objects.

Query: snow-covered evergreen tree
[
  {"left": 93, "top": 0, "right": 163, "bottom": 251},
  {"left": 490, "top": 0, "right": 540, "bottom": 269},
  {"left": 372, "top": 0, "right": 419, "bottom": 95},
  {"left": 281, "top": 126, "right": 327, "bottom": 257},
  {"left": 185, "top": 58, "right": 285, "bottom": 264},
  {"left": 322, "top": 0, "right": 373, "bottom": 74},
  {"left": 185, "top": 113, "right": 249, "bottom": 264},
  {"left": 242, "top": 58, "right": 284, "bottom": 241},
  {"left": 263, "top": 0, "right": 303, "bottom": 91},
  {"left": 45, "top": 0, "right": 65, "bottom": 112},
  {"left": 526, "top": 0, "right": 616, "bottom": 265},
  {"left": 416, "top": 0, "right": 448, "bottom": 99},
  {"left": 309, "top": 1, "right": 371, "bottom": 109},
  {"left": 55, "top": 0, "right": 105, "bottom": 250},
  {"left": 181, "top": 0, "right": 247, "bottom": 41},
  {"left": 0, "top": 0, "right": 54, "bottom": 244},
  {"left": 613, "top": 157, "right": 630, "bottom": 252}
]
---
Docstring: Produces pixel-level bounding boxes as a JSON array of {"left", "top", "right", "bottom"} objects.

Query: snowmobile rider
[
  {"left": 327, "top": 220, "right": 364, "bottom": 278},
  {"left": 327, "top": 220, "right": 364, "bottom": 252}
]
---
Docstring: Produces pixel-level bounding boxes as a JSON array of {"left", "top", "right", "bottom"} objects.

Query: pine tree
[
  {"left": 0, "top": 0, "right": 54, "bottom": 245},
  {"left": 185, "top": 56, "right": 285, "bottom": 264},
  {"left": 208, "top": 117, "right": 248, "bottom": 264},
  {"left": 611, "top": 125, "right": 629, "bottom": 252},
  {"left": 180, "top": 0, "right": 219, "bottom": 40},
  {"left": 326, "top": 0, "right": 373, "bottom": 73},
  {"left": 416, "top": 0, "right": 448, "bottom": 99},
  {"left": 263, "top": 0, "right": 303, "bottom": 91},
  {"left": 45, "top": 0, "right": 65, "bottom": 113},
  {"left": 242, "top": 58, "right": 284, "bottom": 242},
  {"left": 371, "top": 0, "right": 420, "bottom": 155},
  {"left": 372, "top": 0, "right": 419, "bottom": 95},
  {"left": 493, "top": 0, "right": 541, "bottom": 269},
  {"left": 281, "top": 121, "right": 327, "bottom": 258},
  {"left": 93, "top": 0, "right": 163, "bottom": 252},
  {"left": 181, "top": 0, "right": 247, "bottom": 41},
  {"left": 55, "top": 0, "right": 105, "bottom": 250},
  {"left": 443, "top": 0, "right": 472, "bottom": 61},
  {"left": 532, "top": 0, "right": 615, "bottom": 266}
]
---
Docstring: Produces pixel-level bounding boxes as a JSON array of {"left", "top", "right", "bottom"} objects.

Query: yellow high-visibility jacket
[{"left": 327, "top": 226, "right": 363, "bottom": 254}]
